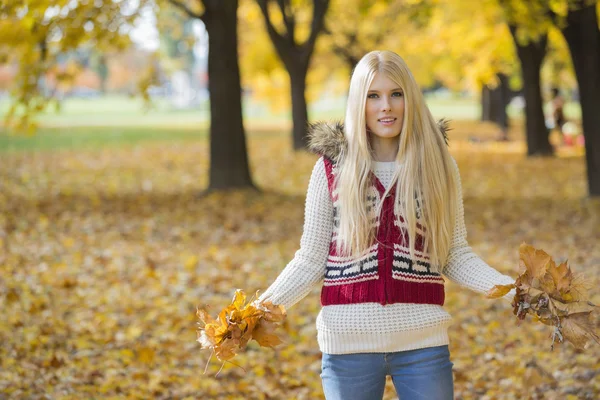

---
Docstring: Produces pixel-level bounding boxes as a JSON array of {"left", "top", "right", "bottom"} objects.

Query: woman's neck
[{"left": 370, "top": 135, "right": 400, "bottom": 162}]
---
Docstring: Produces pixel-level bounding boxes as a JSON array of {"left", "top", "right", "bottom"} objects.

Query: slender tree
[
  {"left": 255, "top": 0, "right": 330, "bottom": 150},
  {"left": 508, "top": 26, "right": 554, "bottom": 155},
  {"left": 481, "top": 73, "right": 512, "bottom": 141}
]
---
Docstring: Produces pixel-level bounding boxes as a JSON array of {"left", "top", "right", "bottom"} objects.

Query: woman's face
[{"left": 365, "top": 73, "right": 405, "bottom": 139}]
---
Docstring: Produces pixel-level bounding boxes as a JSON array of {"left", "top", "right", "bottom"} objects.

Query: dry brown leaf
[
  {"left": 519, "top": 243, "right": 551, "bottom": 282},
  {"left": 560, "top": 312, "right": 600, "bottom": 349},
  {"left": 548, "top": 261, "right": 573, "bottom": 294},
  {"left": 215, "top": 338, "right": 238, "bottom": 361},
  {"left": 562, "top": 273, "right": 590, "bottom": 302},
  {"left": 257, "top": 301, "right": 287, "bottom": 323},
  {"left": 197, "top": 308, "right": 216, "bottom": 326}
]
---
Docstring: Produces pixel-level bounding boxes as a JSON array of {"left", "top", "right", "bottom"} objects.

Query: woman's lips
[{"left": 378, "top": 117, "right": 397, "bottom": 126}]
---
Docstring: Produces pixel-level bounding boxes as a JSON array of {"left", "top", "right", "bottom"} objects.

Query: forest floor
[{"left": 1, "top": 120, "right": 598, "bottom": 399}]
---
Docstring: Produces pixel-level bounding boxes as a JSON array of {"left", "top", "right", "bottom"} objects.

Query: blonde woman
[{"left": 258, "top": 50, "right": 514, "bottom": 399}]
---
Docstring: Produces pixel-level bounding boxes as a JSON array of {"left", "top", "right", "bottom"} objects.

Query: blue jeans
[{"left": 320, "top": 345, "right": 454, "bottom": 400}]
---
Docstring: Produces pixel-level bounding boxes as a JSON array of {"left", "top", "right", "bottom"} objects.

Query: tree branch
[
  {"left": 330, "top": 32, "right": 360, "bottom": 70},
  {"left": 305, "top": 0, "right": 329, "bottom": 51},
  {"left": 256, "top": 0, "right": 288, "bottom": 49},
  {"left": 167, "top": 0, "right": 203, "bottom": 20},
  {"left": 276, "top": 0, "right": 295, "bottom": 43}
]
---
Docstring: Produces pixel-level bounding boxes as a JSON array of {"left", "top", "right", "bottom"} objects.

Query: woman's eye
[
  {"left": 367, "top": 93, "right": 379, "bottom": 99},
  {"left": 392, "top": 91, "right": 404, "bottom": 97}
]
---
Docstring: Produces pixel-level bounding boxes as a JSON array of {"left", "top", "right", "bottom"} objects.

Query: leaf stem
[{"left": 203, "top": 349, "right": 214, "bottom": 375}]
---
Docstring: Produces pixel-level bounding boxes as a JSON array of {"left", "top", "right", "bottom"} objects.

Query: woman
[{"left": 258, "top": 50, "right": 514, "bottom": 399}]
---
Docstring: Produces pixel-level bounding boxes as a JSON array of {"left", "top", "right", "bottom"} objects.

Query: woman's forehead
[{"left": 368, "top": 73, "right": 401, "bottom": 91}]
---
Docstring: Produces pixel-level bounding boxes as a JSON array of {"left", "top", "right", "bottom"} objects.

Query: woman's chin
[{"left": 371, "top": 128, "right": 401, "bottom": 139}]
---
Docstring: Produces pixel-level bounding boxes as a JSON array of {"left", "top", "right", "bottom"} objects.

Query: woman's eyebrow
[{"left": 367, "top": 87, "right": 403, "bottom": 92}]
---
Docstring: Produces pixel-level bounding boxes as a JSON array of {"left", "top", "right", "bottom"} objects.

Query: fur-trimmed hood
[{"left": 307, "top": 119, "right": 450, "bottom": 162}]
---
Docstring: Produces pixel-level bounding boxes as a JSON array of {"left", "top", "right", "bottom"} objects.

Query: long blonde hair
[{"left": 335, "top": 50, "right": 457, "bottom": 272}]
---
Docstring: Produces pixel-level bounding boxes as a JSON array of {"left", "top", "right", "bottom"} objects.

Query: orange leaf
[
  {"left": 259, "top": 301, "right": 287, "bottom": 322},
  {"left": 215, "top": 338, "right": 238, "bottom": 361},
  {"left": 519, "top": 243, "right": 551, "bottom": 281},
  {"left": 547, "top": 260, "right": 573, "bottom": 294},
  {"left": 253, "top": 320, "right": 284, "bottom": 348},
  {"left": 486, "top": 284, "right": 515, "bottom": 299}
]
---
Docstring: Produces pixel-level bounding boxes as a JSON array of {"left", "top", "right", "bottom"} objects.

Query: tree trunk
[
  {"left": 481, "top": 73, "right": 510, "bottom": 130},
  {"left": 203, "top": 1, "right": 254, "bottom": 190},
  {"left": 481, "top": 85, "right": 491, "bottom": 121},
  {"left": 560, "top": 3, "right": 600, "bottom": 197},
  {"left": 289, "top": 64, "right": 309, "bottom": 149},
  {"left": 509, "top": 26, "right": 553, "bottom": 156}
]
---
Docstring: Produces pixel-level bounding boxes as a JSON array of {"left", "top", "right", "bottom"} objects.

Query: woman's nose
[{"left": 382, "top": 99, "right": 391, "bottom": 111}]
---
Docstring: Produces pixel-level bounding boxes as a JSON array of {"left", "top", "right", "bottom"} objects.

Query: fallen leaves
[
  {"left": 197, "top": 289, "right": 286, "bottom": 370},
  {"left": 1, "top": 125, "right": 599, "bottom": 399},
  {"left": 488, "top": 243, "right": 599, "bottom": 350}
]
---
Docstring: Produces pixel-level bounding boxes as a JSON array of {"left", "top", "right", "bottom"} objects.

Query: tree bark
[
  {"left": 509, "top": 26, "right": 553, "bottom": 156},
  {"left": 257, "top": 0, "right": 330, "bottom": 150},
  {"left": 560, "top": 3, "right": 600, "bottom": 197},
  {"left": 289, "top": 63, "right": 310, "bottom": 149},
  {"left": 201, "top": 1, "right": 254, "bottom": 190},
  {"left": 481, "top": 73, "right": 510, "bottom": 130}
]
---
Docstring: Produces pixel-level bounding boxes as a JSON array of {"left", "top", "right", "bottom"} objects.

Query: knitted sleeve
[
  {"left": 258, "top": 157, "right": 333, "bottom": 310},
  {"left": 442, "top": 158, "right": 515, "bottom": 295}
]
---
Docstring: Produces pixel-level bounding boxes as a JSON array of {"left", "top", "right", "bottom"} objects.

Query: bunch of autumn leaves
[
  {"left": 488, "top": 243, "right": 599, "bottom": 349},
  {"left": 197, "top": 290, "right": 286, "bottom": 371}
]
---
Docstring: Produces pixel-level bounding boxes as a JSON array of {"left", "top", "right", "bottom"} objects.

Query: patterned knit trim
[
  {"left": 393, "top": 243, "right": 430, "bottom": 260},
  {"left": 391, "top": 271, "right": 445, "bottom": 284},
  {"left": 323, "top": 272, "right": 379, "bottom": 286},
  {"left": 324, "top": 245, "right": 379, "bottom": 286}
]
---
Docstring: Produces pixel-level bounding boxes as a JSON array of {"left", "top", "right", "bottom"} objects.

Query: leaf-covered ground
[{"left": 1, "top": 121, "right": 599, "bottom": 399}]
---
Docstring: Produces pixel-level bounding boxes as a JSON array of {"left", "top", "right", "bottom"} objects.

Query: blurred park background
[{"left": 1, "top": 0, "right": 600, "bottom": 399}]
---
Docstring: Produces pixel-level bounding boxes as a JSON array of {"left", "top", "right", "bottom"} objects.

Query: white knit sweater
[{"left": 260, "top": 157, "right": 514, "bottom": 355}]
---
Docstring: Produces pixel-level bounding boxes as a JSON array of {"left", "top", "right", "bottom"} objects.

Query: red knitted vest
[{"left": 321, "top": 157, "right": 445, "bottom": 306}]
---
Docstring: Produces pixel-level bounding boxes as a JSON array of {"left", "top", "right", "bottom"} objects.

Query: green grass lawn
[
  {"left": 0, "top": 126, "right": 207, "bottom": 152},
  {"left": 0, "top": 93, "right": 581, "bottom": 152}
]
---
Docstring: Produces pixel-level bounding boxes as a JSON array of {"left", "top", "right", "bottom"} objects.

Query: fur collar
[{"left": 307, "top": 119, "right": 450, "bottom": 162}]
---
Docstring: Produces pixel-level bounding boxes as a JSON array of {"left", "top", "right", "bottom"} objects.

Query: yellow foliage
[
  {"left": 0, "top": 0, "right": 150, "bottom": 130},
  {"left": 197, "top": 289, "right": 286, "bottom": 366}
]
